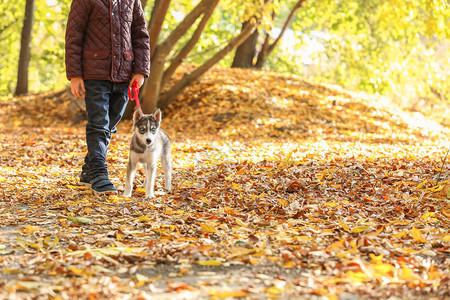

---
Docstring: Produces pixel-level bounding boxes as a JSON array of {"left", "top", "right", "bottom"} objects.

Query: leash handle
[{"left": 128, "top": 80, "right": 141, "bottom": 109}]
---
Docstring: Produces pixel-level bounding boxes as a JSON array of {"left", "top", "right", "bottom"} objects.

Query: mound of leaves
[{"left": 0, "top": 67, "right": 449, "bottom": 299}]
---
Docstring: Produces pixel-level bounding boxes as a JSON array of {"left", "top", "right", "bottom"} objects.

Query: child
[{"left": 65, "top": 0, "right": 150, "bottom": 193}]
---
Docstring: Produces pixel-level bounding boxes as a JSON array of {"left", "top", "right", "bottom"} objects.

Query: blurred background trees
[{"left": 1, "top": 0, "right": 448, "bottom": 114}]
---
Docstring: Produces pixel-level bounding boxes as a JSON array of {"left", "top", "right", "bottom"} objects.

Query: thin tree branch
[
  {"left": 254, "top": 0, "right": 305, "bottom": 69},
  {"left": 267, "top": 0, "right": 305, "bottom": 55},
  {"left": 161, "top": 0, "right": 220, "bottom": 88},
  {"left": 158, "top": 0, "right": 214, "bottom": 55},
  {"left": 158, "top": 20, "right": 257, "bottom": 110}
]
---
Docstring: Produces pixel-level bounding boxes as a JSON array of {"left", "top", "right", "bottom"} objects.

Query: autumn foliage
[{"left": 0, "top": 67, "right": 449, "bottom": 298}]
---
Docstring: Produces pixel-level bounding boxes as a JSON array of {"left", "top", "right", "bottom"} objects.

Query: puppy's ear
[
  {"left": 133, "top": 108, "right": 144, "bottom": 123},
  {"left": 153, "top": 108, "right": 162, "bottom": 122}
]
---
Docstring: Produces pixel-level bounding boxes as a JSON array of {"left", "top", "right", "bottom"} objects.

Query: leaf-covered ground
[{"left": 0, "top": 67, "right": 449, "bottom": 299}]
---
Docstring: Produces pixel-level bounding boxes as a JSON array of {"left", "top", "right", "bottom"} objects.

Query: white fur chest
[{"left": 132, "top": 140, "right": 163, "bottom": 165}]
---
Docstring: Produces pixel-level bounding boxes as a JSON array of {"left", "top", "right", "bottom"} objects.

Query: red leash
[{"left": 128, "top": 81, "right": 141, "bottom": 109}]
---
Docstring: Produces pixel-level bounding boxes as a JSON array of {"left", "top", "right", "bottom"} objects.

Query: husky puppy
[{"left": 123, "top": 108, "right": 172, "bottom": 198}]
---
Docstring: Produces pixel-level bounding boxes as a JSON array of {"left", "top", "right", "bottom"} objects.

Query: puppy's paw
[{"left": 123, "top": 190, "right": 132, "bottom": 198}]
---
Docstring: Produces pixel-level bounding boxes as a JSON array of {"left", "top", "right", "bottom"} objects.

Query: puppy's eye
[
  {"left": 139, "top": 127, "right": 146, "bottom": 133},
  {"left": 151, "top": 127, "right": 157, "bottom": 133}
]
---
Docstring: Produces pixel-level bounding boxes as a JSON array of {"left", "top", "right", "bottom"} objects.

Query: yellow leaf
[
  {"left": 226, "top": 248, "right": 261, "bottom": 259},
  {"left": 209, "top": 290, "right": 248, "bottom": 298},
  {"left": 370, "top": 263, "right": 394, "bottom": 276},
  {"left": 420, "top": 212, "right": 435, "bottom": 221},
  {"left": 138, "top": 215, "right": 152, "bottom": 222},
  {"left": 442, "top": 235, "right": 450, "bottom": 242},
  {"left": 417, "top": 179, "right": 427, "bottom": 189},
  {"left": 235, "top": 218, "right": 249, "bottom": 227},
  {"left": 327, "top": 294, "right": 339, "bottom": 300},
  {"left": 278, "top": 198, "right": 288, "bottom": 206},
  {"left": 346, "top": 271, "right": 369, "bottom": 283},
  {"left": 329, "top": 239, "right": 345, "bottom": 252},
  {"left": 266, "top": 286, "right": 284, "bottom": 294},
  {"left": 393, "top": 231, "right": 407, "bottom": 238},
  {"left": 67, "top": 185, "right": 90, "bottom": 190},
  {"left": 200, "top": 223, "right": 217, "bottom": 233},
  {"left": 325, "top": 202, "right": 337, "bottom": 208},
  {"left": 369, "top": 253, "right": 383, "bottom": 264},
  {"left": 108, "top": 195, "right": 125, "bottom": 202},
  {"left": 296, "top": 235, "right": 313, "bottom": 241},
  {"left": 232, "top": 182, "right": 242, "bottom": 191},
  {"left": 399, "top": 262, "right": 417, "bottom": 280},
  {"left": 339, "top": 220, "right": 349, "bottom": 232},
  {"left": 3, "top": 268, "right": 20, "bottom": 274},
  {"left": 411, "top": 227, "right": 427, "bottom": 243},
  {"left": 198, "top": 260, "right": 222, "bottom": 266},
  {"left": 284, "top": 150, "right": 293, "bottom": 165},
  {"left": 351, "top": 225, "right": 370, "bottom": 233},
  {"left": 431, "top": 185, "right": 444, "bottom": 192},
  {"left": 24, "top": 225, "right": 38, "bottom": 234},
  {"left": 68, "top": 266, "right": 86, "bottom": 275}
]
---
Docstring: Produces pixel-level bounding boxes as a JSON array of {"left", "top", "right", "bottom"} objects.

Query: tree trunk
[
  {"left": 123, "top": 0, "right": 170, "bottom": 119},
  {"left": 158, "top": 20, "right": 257, "bottom": 110},
  {"left": 141, "top": 46, "right": 166, "bottom": 113},
  {"left": 231, "top": 21, "right": 259, "bottom": 68},
  {"left": 15, "top": 0, "right": 36, "bottom": 96}
]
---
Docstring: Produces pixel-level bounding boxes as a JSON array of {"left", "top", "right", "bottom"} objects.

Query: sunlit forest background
[{"left": 1, "top": 0, "right": 448, "bottom": 117}]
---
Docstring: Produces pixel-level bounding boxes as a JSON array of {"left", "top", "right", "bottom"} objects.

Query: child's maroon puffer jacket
[{"left": 65, "top": 0, "right": 150, "bottom": 82}]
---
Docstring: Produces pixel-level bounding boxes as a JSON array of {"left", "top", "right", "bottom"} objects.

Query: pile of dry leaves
[{"left": 0, "top": 67, "right": 449, "bottom": 299}]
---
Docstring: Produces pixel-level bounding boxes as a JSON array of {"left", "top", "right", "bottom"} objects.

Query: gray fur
[{"left": 123, "top": 108, "right": 172, "bottom": 199}]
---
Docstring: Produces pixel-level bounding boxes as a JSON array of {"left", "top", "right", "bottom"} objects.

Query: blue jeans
[{"left": 83, "top": 80, "right": 129, "bottom": 178}]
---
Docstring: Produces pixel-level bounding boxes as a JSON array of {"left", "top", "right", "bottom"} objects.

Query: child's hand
[
  {"left": 130, "top": 74, "right": 145, "bottom": 89},
  {"left": 70, "top": 78, "right": 85, "bottom": 98}
]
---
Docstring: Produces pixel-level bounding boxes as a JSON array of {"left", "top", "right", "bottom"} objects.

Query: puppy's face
[{"left": 133, "top": 109, "right": 161, "bottom": 146}]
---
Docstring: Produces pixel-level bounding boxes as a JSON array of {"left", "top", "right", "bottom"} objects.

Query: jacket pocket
[
  {"left": 84, "top": 50, "right": 109, "bottom": 59},
  {"left": 124, "top": 50, "right": 134, "bottom": 62}
]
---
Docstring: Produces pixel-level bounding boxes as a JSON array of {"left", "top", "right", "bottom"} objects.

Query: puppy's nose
[{"left": 146, "top": 138, "right": 152, "bottom": 144}]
